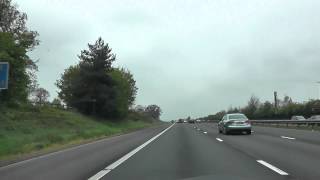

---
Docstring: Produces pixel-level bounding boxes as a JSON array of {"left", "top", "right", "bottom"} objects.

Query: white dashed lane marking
[
  {"left": 257, "top": 160, "right": 289, "bottom": 175},
  {"left": 281, "top": 136, "right": 295, "bottom": 140},
  {"left": 216, "top": 138, "right": 223, "bottom": 142}
]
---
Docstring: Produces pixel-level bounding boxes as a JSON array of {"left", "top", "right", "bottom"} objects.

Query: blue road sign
[{"left": 0, "top": 62, "right": 9, "bottom": 89}]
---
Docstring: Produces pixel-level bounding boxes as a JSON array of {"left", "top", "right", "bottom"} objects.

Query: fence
[{"left": 250, "top": 120, "right": 320, "bottom": 128}]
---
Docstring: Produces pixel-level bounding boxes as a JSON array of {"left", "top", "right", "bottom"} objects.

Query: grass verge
[{"left": 0, "top": 105, "right": 160, "bottom": 161}]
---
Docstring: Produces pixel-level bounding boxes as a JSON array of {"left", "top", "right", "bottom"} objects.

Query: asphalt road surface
[{"left": 1, "top": 123, "right": 320, "bottom": 180}]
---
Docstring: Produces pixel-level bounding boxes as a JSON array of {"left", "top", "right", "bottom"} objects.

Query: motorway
[{"left": 1, "top": 123, "right": 320, "bottom": 180}]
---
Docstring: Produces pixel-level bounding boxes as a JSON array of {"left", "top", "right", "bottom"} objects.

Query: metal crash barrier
[{"left": 250, "top": 120, "right": 320, "bottom": 129}]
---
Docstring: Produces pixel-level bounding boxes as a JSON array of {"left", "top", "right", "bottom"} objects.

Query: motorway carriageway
[{"left": 1, "top": 123, "right": 320, "bottom": 180}]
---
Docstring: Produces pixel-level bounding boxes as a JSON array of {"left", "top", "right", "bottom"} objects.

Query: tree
[
  {"left": 200, "top": 95, "right": 320, "bottom": 120},
  {"left": 0, "top": 0, "right": 39, "bottom": 105},
  {"left": 57, "top": 38, "right": 118, "bottom": 117},
  {"left": 119, "top": 68, "right": 137, "bottom": 107},
  {"left": 110, "top": 68, "right": 138, "bottom": 118},
  {"left": 145, "top": 105, "right": 162, "bottom": 120},
  {"left": 77, "top": 37, "right": 116, "bottom": 117},
  {"left": 214, "top": 110, "right": 226, "bottom": 120},
  {"left": 56, "top": 65, "right": 80, "bottom": 108},
  {"left": 242, "top": 95, "right": 260, "bottom": 119},
  {"left": 299, "top": 99, "right": 320, "bottom": 118},
  {"left": 281, "top": 95, "right": 293, "bottom": 107},
  {"left": 52, "top": 98, "right": 63, "bottom": 108},
  {"left": 227, "top": 106, "right": 240, "bottom": 113},
  {"left": 0, "top": 33, "right": 30, "bottom": 104},
  {"left": 0, "top": 0, "right": 39, "bottom": 50},
  {"left": 32, "top": 87, "right": 50, "bottom": 105},
  {"left": 255, "top": 101, "right": 275, "bottom": 119},
  {"left": 57, "top": 38, "right": 140, "bottom": 119}
]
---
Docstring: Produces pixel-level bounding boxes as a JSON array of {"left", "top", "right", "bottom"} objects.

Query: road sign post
[{"left": 0, "top": 62, "right": 9, "bottom": 90}]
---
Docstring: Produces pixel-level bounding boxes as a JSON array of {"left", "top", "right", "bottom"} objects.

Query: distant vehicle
[
  {"left": 309, "top": 115, "right": 320, "bottom": 120},
  {"left": 183, "top": 120, "right": 187, "bottom": 123},
  {"left": 188, "top": 119, "right": 195, "bottom": 123},
  {"left": 196, "top": 119, "right": 201, "bottom": 123},
  {"left": 177, "top": 119, "right": 184, "bottom": 123},
  {"left": 291, "top": 116, "right": 306, "bottom": 120},
  {"left": 218, "top": 113, "right": 251, "bottom": 135}
]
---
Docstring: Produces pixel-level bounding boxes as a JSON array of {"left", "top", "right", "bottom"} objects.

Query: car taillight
[{"left": 245, "top": 120, "right": 251, "bottom": 124}]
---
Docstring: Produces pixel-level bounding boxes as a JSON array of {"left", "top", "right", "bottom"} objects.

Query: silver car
[
  {"left": 309, "top": 115, "right": 320, "bottom": 120},
  {"left": 291, "top": 116, "right": 306, "bottom": 120},
  {"left": 218, "top": 113, "right": 252, "bottom": 135}
]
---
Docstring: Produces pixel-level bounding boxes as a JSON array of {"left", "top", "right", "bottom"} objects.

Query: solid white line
[
  {"left": 88, "top": 123, "right": 175, "bottom": 180},
  {"left": 88, "top": 170, "right": 111, "bottom": 180},
  {"left": 216, "top": 138, "right": 223, "bottom": 142},
  {"left": 281, "top": 136, "right": 295, "bottom": 140},
  {"left": 203, "top": 131, "right": 207, "bottom": 134},
  {"left": 257, "top": 160, "right": 289, "bottom": 175}
]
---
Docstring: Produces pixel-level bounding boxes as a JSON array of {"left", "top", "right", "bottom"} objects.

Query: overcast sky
[{"left": 15, "top": 0, "right": 320, "bottom": 120}]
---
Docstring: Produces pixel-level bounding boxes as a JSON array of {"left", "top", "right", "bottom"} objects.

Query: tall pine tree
[{"left": 58, "top": 38, "right": 117, "bottom": 117}]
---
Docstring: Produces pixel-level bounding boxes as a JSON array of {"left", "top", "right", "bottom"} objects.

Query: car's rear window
[{"left": 228, "top": 115, "right": 247, "bottom": 120}]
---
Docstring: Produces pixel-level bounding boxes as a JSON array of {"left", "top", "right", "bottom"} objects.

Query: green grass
[{"left": 0, "top": 106, "right": 157, "bottom": 160}]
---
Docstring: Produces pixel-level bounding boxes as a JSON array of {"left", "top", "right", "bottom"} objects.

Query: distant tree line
[{"left": 200, "top": 95, "right": 320, "bottom": 121}]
